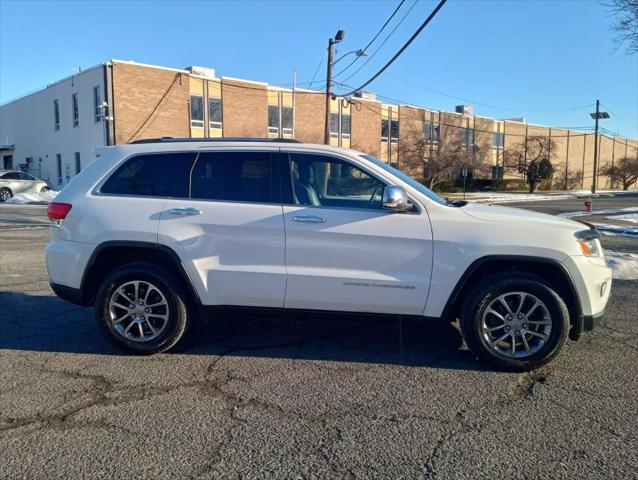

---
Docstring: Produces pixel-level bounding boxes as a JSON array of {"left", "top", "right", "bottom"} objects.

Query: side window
[
  {"left": 100, "top": 152, "right": 194, "bottom": 197},
  {"left": 3, "top": 172, "right": 21, "bottom": 180},
  {"left": 190, "top": 151, "right": 276, "bottom": 203},
  {"left": 19, "top": 172, "right": 35, "bottom": 180},
  {"left": 285, "top": 154, "right": 385, "bottom": 210}
]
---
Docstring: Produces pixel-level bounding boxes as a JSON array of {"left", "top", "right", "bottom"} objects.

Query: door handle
[
  {"left": 168, "top": 207, "right": 201, "bottom": 216},
  {"left": 292, "top": 215, "right": 326, "bottom": 224}
]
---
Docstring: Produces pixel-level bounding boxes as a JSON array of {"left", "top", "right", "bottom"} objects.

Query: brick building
[{"left": 1, "top": 59, "right": 636, "bottom": 190}]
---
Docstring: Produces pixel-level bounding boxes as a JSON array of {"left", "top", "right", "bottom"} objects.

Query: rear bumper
[{"left": 50, "top": 283, "right": 86, "bottom": 306}]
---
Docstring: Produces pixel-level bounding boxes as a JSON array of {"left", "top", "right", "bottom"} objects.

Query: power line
[
  {"left": 307, "top": 52, "right": 325, "bottom": 88},
  {"left": 384, "top": 74, "right": 595, "bottom": 114},
  {"left": 600, "top": 102, "right": 638, "bottom": 134},
  {"left": 339, "top": 0, "right": 448, "bottom": 97},
  {"left": 337, "top": 1, "right": 419, "bottom": 83},
  {"left": 333, "top": 0, "right": 407, "bottom": 79},
  {"left": 333, "top": 80, "right": 601, "bottom": 132},
  {"left": 349, "top": 95, "right": 593, "bottom": 139}
]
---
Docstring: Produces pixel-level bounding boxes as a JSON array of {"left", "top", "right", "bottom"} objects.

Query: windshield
[{"left": 360, "top": 154, "right": 448, "bottom": 206}]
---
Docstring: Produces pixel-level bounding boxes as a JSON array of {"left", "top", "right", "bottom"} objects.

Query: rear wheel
[
  {"left": 40, "top": 186, "right": 50, "bottom": 193},
  {"left": 459, "top": 272, "right": 569, "bottom": 371},
  {"left": 0, "top": 187, "right": 12, "bottom": 202},
  {"left": 95, "top": 263, "right": 192, "bottom": 354}
]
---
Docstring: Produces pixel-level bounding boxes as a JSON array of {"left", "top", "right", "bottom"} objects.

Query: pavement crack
[{"left": 511, "top": 367, "right": 552, "bottom": 400}]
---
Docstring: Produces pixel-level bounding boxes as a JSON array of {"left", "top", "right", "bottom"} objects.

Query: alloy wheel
[
  {"left": 480, "top": 291, "right": 552, "bottom": 359},
  {"left": 108, "top": 280, "right": 169, "bottom": 343}
]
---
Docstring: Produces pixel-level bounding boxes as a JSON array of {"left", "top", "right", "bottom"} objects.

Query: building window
[
  {"left": 381, "top": 119, "right": 389, "bottom": 142},
  {"left": 53, "top": 99, "right": 60, "bottom": 131},
  {"left": 190, "top": 95, "right": 204, "bottom": 127},
  {"left": 461, "top": 127, "right": 474, "bottom": 148},
  {"left": 330, "top": 113, "right": 339, "bottom": 139},
  {"left": 341, "top": 114, "right": 351, "bottom": 140},
  {"left": 72, "top": 93, "right": 79, "bottom": 127},
  {"left": 75, "top": 152, "right": 81, "bottom": 174},
  {"left": 56, "top": 154, "right": 62, "bottom": 184},
  {"left": 93, "top": 87, "right": 101, "bottom": 123},
  {"left": 281, "top": 106, "right": 293, "bottom": 136},
  {"left": 390, "top": 119, "right": 399, "bottom": 142},
  {"left": 208, "top": 97, "right": 222, "bottom": 130},
  {"left": 493, "top": 132, "right": 505, "bottom": 149},
  {"left": 268, "top": 105, "right": 280, "bottom": 135},
  {"left": 425, "top": 121, "right": 440, "bottom": 145}
]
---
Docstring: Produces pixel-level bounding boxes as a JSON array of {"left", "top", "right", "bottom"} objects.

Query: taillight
[{"left": 47, "top": 202, "right": 72, "bottom": 220}]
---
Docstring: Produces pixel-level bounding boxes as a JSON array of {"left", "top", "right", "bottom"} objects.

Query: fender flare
[
  {"left": 80, "top": 240, "right": 200, "bottom": 308},
  {"left": 440, "top": 255, "right": 584, "bottom": 340}
]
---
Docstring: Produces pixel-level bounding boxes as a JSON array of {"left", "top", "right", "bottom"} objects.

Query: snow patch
[
  {"left": 611, "top": 212, "right": 638, "bottom": 223},
  {"left": 559, "top": 207, "right": 638, "bottom": 218},
  {"left": 463, "top": 190, "right": 634, "bottom": 204},
  {"left": 592, "top": 223, "right": 638, "bottom": 238},
  {"left": 606, "top": 252, "right": 638, "bottom": 280},
  {"left": 465, "top": 192, "right": 572, "bottom": 203},
  {"left": 4, "top": 190, "right": 58, "bottom": 205}
]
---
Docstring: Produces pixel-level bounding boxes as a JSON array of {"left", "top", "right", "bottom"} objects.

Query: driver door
[{"left": 280, "top": 151, "right": 433, "bottom": 315}]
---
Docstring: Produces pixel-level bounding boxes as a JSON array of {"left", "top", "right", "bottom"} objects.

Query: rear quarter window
[{"left": 100, "top": 152, "right": 195, "bottom": 197}]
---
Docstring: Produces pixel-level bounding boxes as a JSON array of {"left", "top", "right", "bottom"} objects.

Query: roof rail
[{"left": 129, "top": 137, "right": 301, "bottom": 144}]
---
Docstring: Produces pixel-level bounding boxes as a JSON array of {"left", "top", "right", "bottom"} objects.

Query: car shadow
[{"left": 0, "top": 291, "right": 487, "bottom": 371}]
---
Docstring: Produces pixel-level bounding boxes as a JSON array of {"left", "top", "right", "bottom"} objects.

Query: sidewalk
[{"left": 445, "top": 190, "right": 637, "bottom": 203}]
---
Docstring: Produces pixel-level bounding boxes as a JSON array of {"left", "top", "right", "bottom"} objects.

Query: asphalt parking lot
[{"left": 1, "top": 199, "right": 637, "bottom": 479}]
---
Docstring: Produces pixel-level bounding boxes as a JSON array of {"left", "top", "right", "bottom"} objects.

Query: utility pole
[
  {"left": 292, "top": 66, "right": 296, "bottom": 139},
  {"left": 324, "top": 30, "right": 345, "bottom": 145},
  {"left": 592, "top": 99, "right": 600, "bottom": 194},
  {"left": 589, "top": 100, "right": 610, "bottom": 194}
]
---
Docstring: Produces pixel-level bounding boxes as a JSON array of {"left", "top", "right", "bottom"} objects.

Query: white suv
[{"left": 45, "top": 139, "right": 611, "bottom": 370}]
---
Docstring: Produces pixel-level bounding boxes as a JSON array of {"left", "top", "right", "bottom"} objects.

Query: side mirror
[{"left": 382, "top": 185, "right": 412, "bottom": 212}]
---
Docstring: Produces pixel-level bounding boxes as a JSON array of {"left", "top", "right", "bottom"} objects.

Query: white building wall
[{"left": 0, "top": 65, "right": 107, "bottom": 188}]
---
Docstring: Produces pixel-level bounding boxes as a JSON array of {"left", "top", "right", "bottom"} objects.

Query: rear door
[
  {"left": 18, "top": 172, "right": 38, "bottom": 192},
  {"left": 158, "top": 148, "right": 286, "bottom": 308},
  {"left": 85, "top": 151, "right": 195, "bottom": 246},
  {"left": 280, "top": 150, "right": 433, "bottom": 315}
]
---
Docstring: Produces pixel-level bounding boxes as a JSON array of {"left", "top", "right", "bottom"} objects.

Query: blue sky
[{"left": 1, "top": 0, "right": 637, "bottom": 138}]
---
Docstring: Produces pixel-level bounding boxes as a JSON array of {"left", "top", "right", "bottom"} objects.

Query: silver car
[{"left": 0, "top": 170, "right": 50, "bottom": 202}]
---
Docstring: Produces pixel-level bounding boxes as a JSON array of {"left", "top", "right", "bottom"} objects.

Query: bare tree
[
  {"left": 398, "top": 130, "right": 485, "bottom": 190},
  {"left": 601, "top": 156, "right": 638, "bottom": 190},
  {"left": 604, "top": 0, "right": 638, "bottom": 54},
  {"left": 503, "top": 136, "right": 555, "bottom": 193}
]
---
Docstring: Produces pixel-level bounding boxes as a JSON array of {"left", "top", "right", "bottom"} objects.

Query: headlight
[{"left": 575, "top": 229, "right": 601, "bottom": 257}]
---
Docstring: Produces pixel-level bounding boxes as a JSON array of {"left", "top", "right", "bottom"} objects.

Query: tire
[
  {"left": 95, "top": 262, "right": 192, "bottom": 354},
  {"left": 0, "top": 187, "right": 12, "bottom": 202},
  {"left": 40, "top": 186, "right": 50, "bottom": 193},
  {"left": 459, "top": 272, "right": 569, "bottom": 371}
]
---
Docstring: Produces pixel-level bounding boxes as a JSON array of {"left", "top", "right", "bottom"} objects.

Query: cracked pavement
[{"left": 1, "top": 202, "right": 637, "bottom": 479}]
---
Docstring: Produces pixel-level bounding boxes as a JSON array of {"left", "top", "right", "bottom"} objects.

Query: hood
[{"left": 462, "top": 202, "right": 585, "bottom": 231}]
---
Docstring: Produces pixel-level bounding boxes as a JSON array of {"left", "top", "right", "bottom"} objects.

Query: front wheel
[
  {"left": 95, "top": 263, "right": 192, "bottom": 354},
  {"left": 459, "top": 272, "right": 569, "bottom": 371},
  {"left": 0, "top": 187, "right": 12, "bottom": 202}
]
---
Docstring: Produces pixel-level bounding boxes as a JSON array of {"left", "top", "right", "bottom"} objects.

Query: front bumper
[
  {"left": 562, "top": 255, "right": 612, "bottom": 317},
  {"left": 570, "top": 310, "right": 605, "bottom": 341}
]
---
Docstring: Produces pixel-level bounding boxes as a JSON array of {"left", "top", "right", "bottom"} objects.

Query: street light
[
  {"left": 590, "top": 99, "right": 610, "bottom": 194},
  {"left": 333, "top": 49, "right": 368, "bottom": 66},
  {"left": 324, "top": 30, "right": 346, "bottom": 145}
]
